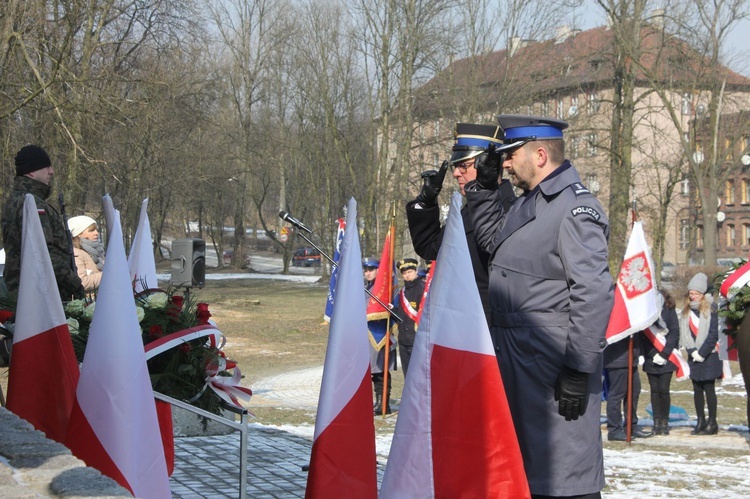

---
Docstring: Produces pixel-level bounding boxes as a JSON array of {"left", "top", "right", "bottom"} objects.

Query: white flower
[
  {"left": 145, "top": 293, "right": 168, "bottom": 309},
  {"left": 66, "top": 317, "right": 80, "bottom": 334},
  {"left": 135, "top": 306, "right": 145, "bottom": 322},
  {"left": 83, "top": 302, "right": 96, "bottom": 320}
]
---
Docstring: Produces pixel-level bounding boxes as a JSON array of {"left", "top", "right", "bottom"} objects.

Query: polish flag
[
  {"left": 380, "top": 192, "right": 529, "bottom": 498},
  {"left": 719, "top": 260, "right": 750, "bottom": 299},
  {"left": 6, "top": 194, "right": 80, "bottom": 443},
  {"left": 128, "top": 198, "right": 158, "bottom": 293},
  {"left": 305, "top": 198, "right": 377, "bottom": 498},
  {"left": 65, "top": 199, "right": 170, "bottom": 498},
  {"left": 642, "top": 325, "right": 690, "bottom": 381},
  {"left": 605, "top": 221, "right": 660, "bottom": 344}
]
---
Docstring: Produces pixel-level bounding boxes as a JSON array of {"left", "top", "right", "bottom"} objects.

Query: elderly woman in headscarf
[{"left": 67, "top": 215, "right": 105, "bottom": 293}]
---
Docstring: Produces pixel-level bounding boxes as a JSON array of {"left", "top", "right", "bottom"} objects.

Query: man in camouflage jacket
[{"left": 2, "top": 145, "right": 84, "bottom": 302}]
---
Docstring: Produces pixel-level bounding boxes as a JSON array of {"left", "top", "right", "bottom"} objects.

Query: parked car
[
  {"left": 292, "top": 247, "right": 321, "bottom": 267},
  {"left": 660, "top": 261, "right": 676, "bottom": 281}
]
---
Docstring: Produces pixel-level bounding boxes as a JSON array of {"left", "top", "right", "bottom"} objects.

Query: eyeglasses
[{"left": 451, "top": 160, "right": 474, "bottom": 173}]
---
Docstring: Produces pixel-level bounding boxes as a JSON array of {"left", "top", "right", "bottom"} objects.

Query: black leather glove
[
  {"left": 554, "top": 365, "right": 589, "bottom": 421},
  {"left": 415, "top": 160, "right": 449, "bottom": 207},
  {"left": 473, "top": 143, "right": 503, "bottom": 190}
]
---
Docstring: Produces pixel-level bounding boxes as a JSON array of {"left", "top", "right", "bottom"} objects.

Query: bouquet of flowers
[
  {"left": 65, "top": 287, "right": 251, "bottom": 415},
  {"left": 715, "top": 260, "right": 750, "bottom": 339}
]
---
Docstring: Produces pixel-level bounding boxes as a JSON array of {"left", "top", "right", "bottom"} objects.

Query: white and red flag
[
  {"left": 128, "top": 198, "right": 158, "bottom": 293},
  {"left": 605, "top": 221, "right": 660, "bottom": 344},
  {"left": 305, "top": 198, "right": 377, "bottom": 498},
  {"left": 380, "top": 192, "right": 529, "bottom": 498},
  {"left": 65, "top": 198, "right": 170, "bottom": 498},
  {"left": 6, "top": 194, "right": 80, "bottom": 443},
  {"left": 719, "top": 260, "right": 750, "bottom": 299}
]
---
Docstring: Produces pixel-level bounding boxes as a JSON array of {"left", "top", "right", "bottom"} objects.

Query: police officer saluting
[
  {"left": 406, "top": 123, "right": 515, "bottom": 323},
  {"left": 466, "top": 115, "right": 614, "bottom": 499}
]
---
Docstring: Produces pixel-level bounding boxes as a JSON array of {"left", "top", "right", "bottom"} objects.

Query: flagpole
[
  {"left": 626, "top": 190, "right": 637, "bottom": 444},
  {"left": 381, "top": 203, "right": 396, "bottom": 417}
]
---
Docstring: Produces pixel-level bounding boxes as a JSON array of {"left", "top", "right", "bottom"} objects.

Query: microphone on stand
[{"left": 279, "top": 211, "right": 312, "bottom": 233}]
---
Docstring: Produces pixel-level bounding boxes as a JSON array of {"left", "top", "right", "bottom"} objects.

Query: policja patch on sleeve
[{"left": 571, "top": 206, "right": 601, "bottom": 221}]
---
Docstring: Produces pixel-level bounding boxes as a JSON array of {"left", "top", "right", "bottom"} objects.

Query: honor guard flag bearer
[
  {"left": 380, "top": 193, "right": 529, "bottom": 498},
  {"left": 6, "top": 194, "right": 80, "bottom": 444},
  {"left": 306, "top": 198, "right": 377, "bottom": 498}
]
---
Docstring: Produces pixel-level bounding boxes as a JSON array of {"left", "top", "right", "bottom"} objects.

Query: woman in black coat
[
  {"left": 679, "top": 273, "right": 723, "bottom": 435},
  {"left": 641, "top": 289, "right": 680, "bottom": 435}
]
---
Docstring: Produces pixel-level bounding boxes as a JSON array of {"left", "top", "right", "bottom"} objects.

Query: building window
[
  {"left": 434, "top": 120, "right": 440, "bottom": 139},
  {"left": 681, "top": 93, "right": 692, "bottom": 115},
  {"left": 743, "top": 180, "right": 750, "bottom": 204},
  {"left": 696, "top": 226, "right": 704, "bottom": 249},
  {"left": 587, "top": 91, "right": 600, "bottom": 114},
  {"left": 542, "top": 101, "right": 549, "bottom": 116},
  {"left": 726, "top": 137, "right": 733, "bottom": 161},
  {"left": 680, "top": 219, "right": 690, "bottom": 250},
  {"left": 586, "top": 134, "right": 598, "bottom": 156},
  {"left": 725, "top": 180, "right": 735, "bottom": 205},
  {"left": 744, "top": 224, "right": 750, "bottom": 246},
  {"left": 570, "top": 96, "right": 579, "bottom": 116},
  {"left": 742, "top": 135, "right": 749, "bottom": 154},
  {"left": 557, "top": 99, "right": 564, "bottom": 119},
  {"left": 681, "top": 178, "right": 690, "bottom": 196},
  {"left": 570, "top": 136, "right": 580, "bottom": 159},
  {"left": 727, "top": 224, "right": 736, "bottom": 248}
]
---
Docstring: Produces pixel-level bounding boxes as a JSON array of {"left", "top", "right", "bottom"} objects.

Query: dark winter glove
[
  {"left": 415, "top": 160, "right": 450, "bottom": 207},
  {"left": 473, "top": 143, "right": 503, "bottom": 190},
  {"left": 554, "top": 365, "right": 589, "bottom": 421}
]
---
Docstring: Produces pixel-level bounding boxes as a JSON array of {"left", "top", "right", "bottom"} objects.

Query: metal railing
[{"left": 154, "top": 392, "right": 249, "bottom": 499}]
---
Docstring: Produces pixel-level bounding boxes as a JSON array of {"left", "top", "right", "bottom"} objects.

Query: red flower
[
  {"left": 149, "top": 325, "right": 164, "bottom": 338},
  {"left": 168, "top": 295, "right": 184, "bottom": 319},
  {"left": 196, "top": 302, "right": 211, "bottom": 325}
]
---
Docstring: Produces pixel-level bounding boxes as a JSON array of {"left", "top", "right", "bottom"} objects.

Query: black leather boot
[
  {"left": 653, "top": 419, "right": 663, "bottom": 436},
  {"left": 691, "top": 416, "right": 707, "bottom": 435},
  {"left": 662, "top": 419, "right": 670, "bottom": 435},
  {"left": 373, "top": 392, "right": 383, "bottom": 415},
  {"left": 699, "top": 418, "right": 718, "bottom": 435}
]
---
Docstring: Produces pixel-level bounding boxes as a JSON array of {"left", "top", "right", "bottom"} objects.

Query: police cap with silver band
[
  {"left": 496, "top": 114, "right": 569, "bottom": 151},
  {"left": 449, "top": 123, "right": 504, "bottom": 164}
]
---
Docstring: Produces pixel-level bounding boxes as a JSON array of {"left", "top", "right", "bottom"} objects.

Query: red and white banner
[
  {"left": 380, "top": 193, "right": 529, "bottom": 498},
  {"left": 6, "top": 194, "right": 80, "bottom": 443},
  {"left": 719, "top": 260, "right": 750, "bottom": 299},
  {"left": 642, "top": 325, "right": 690, "bottom": 381},
  {"left": 306, "top": 198, "right": 377, "bottom": 498},
  {"left": 128, "top": 198, "right": 158, "bottom": 293},
  {"left": 605, "top": 221, "right": 660, "bottom": 344},
  {"left": 65, "top": 197, "right": 170, "bottom": 498}
]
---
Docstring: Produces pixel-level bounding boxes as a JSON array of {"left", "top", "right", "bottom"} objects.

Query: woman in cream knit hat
[{"left": 67, "top": 215, "right": 104, "bottom": 293}]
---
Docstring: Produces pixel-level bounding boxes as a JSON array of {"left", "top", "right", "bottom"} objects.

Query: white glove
[
  {"left": 652, "top": 354, "right": 668, "bottom": 366},
  {"left": 691, "top": 351, "right": 705, "bottom": 363}
]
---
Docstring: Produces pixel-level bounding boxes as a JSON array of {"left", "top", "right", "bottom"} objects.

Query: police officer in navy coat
[
  {"left": 406, "top": 123, "right": 515, "bottom": 324},
  {"left": 467, "top": 115, "right": 614, "bottom": 498}
]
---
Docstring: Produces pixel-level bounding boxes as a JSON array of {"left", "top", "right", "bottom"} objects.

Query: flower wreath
[{"left": 65, "top": 287, "right": 251, "bottom": 415}]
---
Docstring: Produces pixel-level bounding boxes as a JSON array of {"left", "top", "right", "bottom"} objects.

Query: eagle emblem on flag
[{"left": 618, "top": 252, "right": 653, "bottom": 299}]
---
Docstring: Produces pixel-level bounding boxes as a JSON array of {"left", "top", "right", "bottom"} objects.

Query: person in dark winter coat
[
  {"left": 393, "top": 258, "right": 424, "bottom": 377},
  {"left": 406, "top": 123, "right": 515, "bottom": 323},
  {"left": 679, "top": 272, "right": 723, "bottom": 435},
  {"left": 640, "top": 289, "right": 680, "bottom": 435},
  {"left": 604, "top": 332, "right": 652, "bottom": 441},
  {"left": 467, "top": 115, "right": 613, "bottom": 498}
]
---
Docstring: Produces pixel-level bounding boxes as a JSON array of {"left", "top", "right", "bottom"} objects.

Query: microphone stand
[{"left": 281, "top": 215, "right": 402, "bottom": 324}]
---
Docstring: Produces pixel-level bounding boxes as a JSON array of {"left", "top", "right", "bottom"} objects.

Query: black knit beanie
[{"left": 15, "top": 145, "right": 52, "bottom": 176}]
